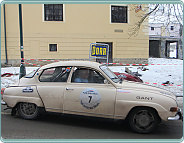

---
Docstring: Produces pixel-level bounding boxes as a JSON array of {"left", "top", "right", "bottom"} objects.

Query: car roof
[{"left": 39, "top": 60, "right": 102, "bottom": 70}]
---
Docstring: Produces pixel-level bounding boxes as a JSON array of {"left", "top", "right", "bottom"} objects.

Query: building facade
[
  {"left": 1, "top": 4, "right": 149, "bottom": 66},
  {"left": 149, "top": 23, "right": 183, "bottom": 59},
  {"left": 149, "top": 23, "right": 181, "bottom": 37}
]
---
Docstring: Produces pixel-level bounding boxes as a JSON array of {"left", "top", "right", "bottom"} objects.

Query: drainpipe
[
  {"left": 19, "top": 4, "right": 26, "bottom": 79},
  {"left": 3, "top": 4, "right": 8, "bottom": 65}
]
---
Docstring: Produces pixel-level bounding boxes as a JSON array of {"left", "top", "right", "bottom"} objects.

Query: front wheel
[
  {"left": 128, "top": 107, "right": 160, "bottom": 134},
  {"left": 17, "top": 102, "right": 39, "bottom": 120}
]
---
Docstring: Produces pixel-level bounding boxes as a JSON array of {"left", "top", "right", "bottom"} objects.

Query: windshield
[
  {"left": 24, "top": 68, "right": 40, "bottom": 78},
  {"left": 100, "top": 65, "right": 120, "bottom": 83}
]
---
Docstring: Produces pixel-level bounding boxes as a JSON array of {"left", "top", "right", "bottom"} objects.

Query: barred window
[
  {"left": 111, "top": 5, "right": 127, "bottom": 23},
  {"left": 49, "top": 44, "right": 57, "bottom": 52},
  {"left": 44, "top": 4, "right": 63, "bottom": 21}
]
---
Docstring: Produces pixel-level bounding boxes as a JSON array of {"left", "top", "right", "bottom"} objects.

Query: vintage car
[{"left": 1, "top": 61, "right": 182, "bottom": 133}]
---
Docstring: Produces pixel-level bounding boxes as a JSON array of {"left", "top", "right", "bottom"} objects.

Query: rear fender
[{"left": 3, "top": 86, "right": 44, "bottom": 108}]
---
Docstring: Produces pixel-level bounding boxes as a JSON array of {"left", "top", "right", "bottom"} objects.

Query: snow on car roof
[{"left": 39, "top": 60, "right": 102, "bottom": 70}]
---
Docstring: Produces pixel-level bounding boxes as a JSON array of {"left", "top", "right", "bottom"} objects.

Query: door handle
[{"left": 66, "top": 88, "right": 74, "bottom": 90}]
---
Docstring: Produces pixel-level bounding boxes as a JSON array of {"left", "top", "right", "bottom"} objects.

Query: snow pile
[{"left": 1, "top": 67, "right": 38, "bottom": 88}]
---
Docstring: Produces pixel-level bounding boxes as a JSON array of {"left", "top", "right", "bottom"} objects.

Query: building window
[
  {"left": 49, "top": 44, "right": 57, "bottom": 52},
  {"left": 151, "top": 27, "right": 154, "bottom": 30},
  {"left": 44, "top": 4, "right": 63, "bottom": 21},
  {"left": 111, "top": 5, "right": 127, "bottom": 23},
  {"left": 171, "top": 26, "right": 174, "bottom": 30}
]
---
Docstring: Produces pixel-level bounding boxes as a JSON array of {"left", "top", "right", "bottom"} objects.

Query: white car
[{"left": 1, "top": 61, "right": 182, "bottom": 133}]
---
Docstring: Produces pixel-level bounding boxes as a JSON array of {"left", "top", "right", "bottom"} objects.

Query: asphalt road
[{"left": 1, "top": 105, "right": 183, "bottom": 140}]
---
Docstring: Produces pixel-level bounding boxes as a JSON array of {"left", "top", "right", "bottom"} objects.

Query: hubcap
[
  {"left": 133, "top": 110, "right": 154, "bottom": 130},
  {"left": 20, "top": 103, "right": 37, "bottom": 116}
]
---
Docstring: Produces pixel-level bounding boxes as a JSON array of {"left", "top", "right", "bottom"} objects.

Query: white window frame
[
  {"left": 110, "top": 4, "right": 129, "bottom": 24},
  {"left": 42, "top": 4, "right": 65, "bottom": 23}
]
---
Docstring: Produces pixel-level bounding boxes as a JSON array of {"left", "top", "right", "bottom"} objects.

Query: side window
[
  {"left": 39, "top": 67, "right": 71, "bottom": 82},
  {"left": 111, "top": 5, "right": 128, "bottom": 23},
  {"left": 44, "top": 4, "right": 63, "bottom": 21},
  {"left": 71, "top": 68, "right": 105, "bottom": 84}
]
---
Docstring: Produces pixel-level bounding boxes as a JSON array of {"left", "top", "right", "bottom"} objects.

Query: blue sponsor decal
[{"left": 22, "top": 87, "right": 33, "bottom": 93}]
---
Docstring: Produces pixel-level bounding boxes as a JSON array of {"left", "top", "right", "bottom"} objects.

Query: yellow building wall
[{"left": 1, "top": 4, "right": 149, "bottom": 62}]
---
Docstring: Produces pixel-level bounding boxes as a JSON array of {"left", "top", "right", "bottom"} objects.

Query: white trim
[
  {"left": 42, "top": 4, "right": 65, "bottom": 23},
  {"left": 109, "top": 4, "right": 129, "bottom": 24}
]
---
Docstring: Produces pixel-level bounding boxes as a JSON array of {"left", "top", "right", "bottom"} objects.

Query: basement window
[
  {"left": 49, "top": 44, "right": 57, "bottom": 52},
  {"left": 44, "top": 4, "right": 63, "bottom": 21},
  {"left": 111, "top": 5, "right": 128, "bottom": 23}
]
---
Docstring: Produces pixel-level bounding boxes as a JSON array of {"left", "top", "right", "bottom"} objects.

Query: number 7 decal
[{"left": 88, "top": 96, "right": 92, "bottom": 103}]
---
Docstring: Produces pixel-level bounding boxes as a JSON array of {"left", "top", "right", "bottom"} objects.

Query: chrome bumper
[
  {"left": 168, "top": 108, "right": 183, "bottom": 121},
  {"left": 1, "top": 100, "right": 7, "bottom": 105}
]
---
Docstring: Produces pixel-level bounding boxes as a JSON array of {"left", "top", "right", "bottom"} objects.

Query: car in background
[{"left": 113, "top": 72, "right": 143, "bottom": 83}]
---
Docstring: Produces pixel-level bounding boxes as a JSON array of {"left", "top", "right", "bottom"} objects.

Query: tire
[
  {"left": 17, "top": 102, "right": 39, "bottom": 120},
  {"left": 128, "top": 107, "right": 159, "bottom": 134}
]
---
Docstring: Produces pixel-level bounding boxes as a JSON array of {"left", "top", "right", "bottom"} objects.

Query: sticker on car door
[{"left": 79, "top": 88, "right": 101, "bottom": 109}]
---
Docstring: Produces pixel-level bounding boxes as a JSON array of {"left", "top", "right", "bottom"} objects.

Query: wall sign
[{"left": 91, "top": 45, "right": 107, "bottom": 57}]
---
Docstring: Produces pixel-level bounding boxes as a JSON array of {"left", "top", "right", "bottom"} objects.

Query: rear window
[
  {"left": 39, "top": 67, "right": 71, "bottom": 82},
  {"left": 24, "top": 68, "right": 40, "bottom": 78}
]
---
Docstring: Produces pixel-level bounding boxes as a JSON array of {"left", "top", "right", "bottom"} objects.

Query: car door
[
  {"left": 36, "top": 66, "right": 71, "bottom": 113},
  {"left": 63, "top": 67, "right": 116, "bottom": 119}
]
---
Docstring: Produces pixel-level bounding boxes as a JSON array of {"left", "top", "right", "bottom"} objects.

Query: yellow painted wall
[{"left": 1, "top": 4, "right": 149, "bottom": 61}]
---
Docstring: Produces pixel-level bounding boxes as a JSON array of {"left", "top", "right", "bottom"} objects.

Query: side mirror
[
  {"left": 118, "top": 74, "right": 127, "bottom": 79},
  {"left": 104, "top": 79, "right": 110, "bottom": 84},
  {"left": 118, "top": 75, "right": 126, "bottom": 84}
]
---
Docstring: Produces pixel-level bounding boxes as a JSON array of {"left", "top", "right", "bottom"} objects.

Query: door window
[
  {"left": 71, "top": 68, "right": 105, "bottom": 84},
  {"left": 39, "top": 67, "right": 71, "bottom": 82}
]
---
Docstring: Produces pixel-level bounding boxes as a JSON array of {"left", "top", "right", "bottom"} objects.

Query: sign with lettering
[{"left": 91, "top": 45, "right": 107, "bottom": 57}]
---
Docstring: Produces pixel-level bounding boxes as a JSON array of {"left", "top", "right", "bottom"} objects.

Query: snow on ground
[
  {"left": 109, "top": 58, "right": 183, "bottom": 96},
  {"left": 1, "top": 58, "right": 183, "bottom": 108},
  {"left": 1, "top": 67, "right": 38, "bottom": 89}
]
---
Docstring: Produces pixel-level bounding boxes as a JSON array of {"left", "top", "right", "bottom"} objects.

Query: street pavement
[{"left": 1, "top": 104, "right": 183, "bottom": 140}]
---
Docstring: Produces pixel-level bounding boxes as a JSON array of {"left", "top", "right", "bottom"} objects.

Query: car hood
[{"left": 117, "top": 81, "right": 177, "bottom": 100}]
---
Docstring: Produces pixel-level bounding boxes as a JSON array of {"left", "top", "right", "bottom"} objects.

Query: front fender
[{"left": 114, "top": 100, "right": 177, "bottom": 121}]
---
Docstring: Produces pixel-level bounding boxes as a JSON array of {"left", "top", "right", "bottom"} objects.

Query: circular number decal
[{"left": 79, "top": 88, "right": 101, "bottom": 109}]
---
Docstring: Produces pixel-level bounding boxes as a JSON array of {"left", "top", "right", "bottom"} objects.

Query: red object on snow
[
  {"left": 1, "top": 88, "right": 5, "bottom": 95},
  {"left": 113, "top": 72, "right": 143, "bottom": 83},
  {"left": 1, "top": 73, "right": 14, "bottom": 77}
]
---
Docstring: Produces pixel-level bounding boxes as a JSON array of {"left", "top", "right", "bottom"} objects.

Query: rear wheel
[
  {"left": 128, "top": 107, "right": 159, "bottom": 133},
  {"left": 17, "top": 102, "right": 39, "bottom": 120}
]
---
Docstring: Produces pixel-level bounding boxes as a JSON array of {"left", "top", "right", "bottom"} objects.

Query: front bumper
[{"left": 168, "top": 108, "right": 183, "bottom": 121}]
